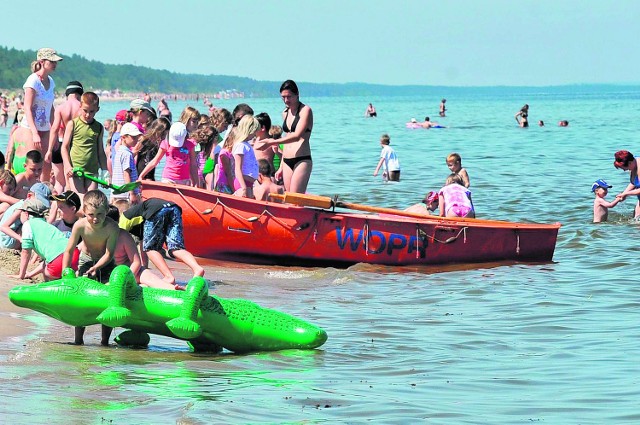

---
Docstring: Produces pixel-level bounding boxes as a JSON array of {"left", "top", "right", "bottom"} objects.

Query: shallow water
[{"left": 2, "top": 88, "right": 640, "bottom": 423}]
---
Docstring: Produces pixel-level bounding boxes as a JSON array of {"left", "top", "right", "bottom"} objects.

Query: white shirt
[{"left": 21, "top": 73, "right": 55, "bottom": 131}]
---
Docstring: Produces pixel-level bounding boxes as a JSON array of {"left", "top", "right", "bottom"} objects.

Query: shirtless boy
[
  {"left": 63, "top": 190, "right": 119, "bottom": 345},
  {"left": 592, "top": 179, "right": 620, "bottom": 223},
  {"left": 106, "top": 205, "right": 181, "bottom": 290},
  {"left": 46, "top": 81, "right": 83, "bottom": 193},
  {"left": 14, "top": 150, "right": 44, "bottom": 199},
  {"left": 253, "top": 159, "right": 283, "bottom": 201}
]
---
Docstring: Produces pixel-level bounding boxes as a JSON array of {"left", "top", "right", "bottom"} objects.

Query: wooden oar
[
  {"left": 269, "top": 192, "right": 439, "bottom": 221},
  {"left": 268, "top": 192, "right": 549, "bottom": 228},
  {"left": 73, "top": 167, "right": 140, "bottom": 194}
]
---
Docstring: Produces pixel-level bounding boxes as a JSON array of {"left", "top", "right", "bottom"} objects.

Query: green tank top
[{"left": 70, "top": 117, "right": 103, "bottom": 174}]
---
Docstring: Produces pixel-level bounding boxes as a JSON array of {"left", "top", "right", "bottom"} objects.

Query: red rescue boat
[{"left": 141, "top": 181, "right": 561, "bottom": 267}]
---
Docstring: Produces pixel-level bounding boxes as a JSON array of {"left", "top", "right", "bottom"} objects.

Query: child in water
[
  {"left": 592, "top": 179, "right": 620, "bottom": 223},
  {"left": 446, "top": 153, "right": 470, "bottom": 188},
  {"left": 373, "top": 134, "right": 400, "bottom": 182}
]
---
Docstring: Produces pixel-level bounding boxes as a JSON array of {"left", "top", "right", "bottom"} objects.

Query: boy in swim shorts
[
  {"left": 63, "top": 189, "right": 119, "bottom": 345},
  {"left": 373, "top": 134, "right": 400, "bottom": 182},
  {"left": 119, "top": 197, "right": 204, "bottom": 284}
]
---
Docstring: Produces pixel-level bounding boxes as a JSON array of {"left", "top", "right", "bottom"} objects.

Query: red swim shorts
[{"left": 46, "top": 248, "right": 80, "bottom": 280}]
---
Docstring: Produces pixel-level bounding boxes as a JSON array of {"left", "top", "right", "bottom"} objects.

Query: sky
[{"left": 2, "top": 0, "right": 639, "bottom": 87}]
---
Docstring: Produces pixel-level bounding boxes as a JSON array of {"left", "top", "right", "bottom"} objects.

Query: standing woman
[
  {"left": 255, "top": 80, "right": 313, "bottom": 193},
  {"left": 515, "top": 104, "right": 529, "bottom": 128},
  {"left": 614, "top": 150, "right": 640, "bottom": 219},
  {"left": 22, "top": 48, "right": 63, "bottom": 183}
]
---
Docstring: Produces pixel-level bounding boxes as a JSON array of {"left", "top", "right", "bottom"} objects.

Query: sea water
[{"left": 1, "top": 87, "right": 640, "bottom": 424}]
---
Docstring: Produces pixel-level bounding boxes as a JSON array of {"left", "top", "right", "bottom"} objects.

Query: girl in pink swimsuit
[{"left": 438, "top": 174, "right": 476, "bottom": 218}]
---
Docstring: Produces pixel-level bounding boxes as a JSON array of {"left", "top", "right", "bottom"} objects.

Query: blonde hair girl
[{"left": 231, "top": 115, "right": 260, "bottom": 198}]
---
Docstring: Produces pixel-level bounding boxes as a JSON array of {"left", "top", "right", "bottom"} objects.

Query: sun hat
[
  {"left": 411, "top": 118, "right": 417, "bottom": 123},
  {"left": 115, "top": 109, "right": 128, "bottom": 122},
  {"left": 168, "top": 122, "right": 188, "bottom": 148},
  {"left": 591, "top": 179, "right": 612, "bottom": 192},
  {"left": 19, "top": 197, "right": 49, "bottom": 217},
  {"left": 29, "top": 182, "right": 52, "bottom": 207},
  {"left": 120, "top": 122, "right": 142, "bottom": 137},
  {"left": 50, "top": 190, "right": 81, "bottom": 209},
  {"left": 129, "top": 98, "right": 154, "bottom": 114},
  {"left": 37, "top": 48, "right": 63, "bottom": 62}
]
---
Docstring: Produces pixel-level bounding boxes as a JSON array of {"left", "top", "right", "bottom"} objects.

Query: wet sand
[{"left": 0, "top": 249, "right": 38, "bottom": 344}]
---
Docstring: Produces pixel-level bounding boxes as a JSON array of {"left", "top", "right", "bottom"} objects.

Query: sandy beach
[{"left": 0, "top": 250, "right": 38, "bottom": 345}]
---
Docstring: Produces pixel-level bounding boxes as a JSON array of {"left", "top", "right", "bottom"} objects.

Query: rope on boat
[
  {"left": 428, "top": 226, "right": 468, "bottom": 244},
  {"left": 204, "top": 197, "right": 251, "bottom": 227},
  {"left": 364, "top": 222, "right": 369, "bottom": 256},
  {"left": 175, "top": 188, "right": 211, "bottom": 224},
  {"left": 254, "top": 208, "right": 292, "bottom": 229}
]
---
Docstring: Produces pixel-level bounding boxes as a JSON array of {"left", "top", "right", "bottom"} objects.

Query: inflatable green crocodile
[{"left": 8, "top": 265, "right": 327, "bottom": 353}]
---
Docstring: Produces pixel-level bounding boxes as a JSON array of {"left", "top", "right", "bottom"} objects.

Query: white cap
[
  {"left": 120, "top": 122, "right": 142, "bottom": 137},
  {"left": 169, "top": 122, "right": 187, "bottom": 147}
]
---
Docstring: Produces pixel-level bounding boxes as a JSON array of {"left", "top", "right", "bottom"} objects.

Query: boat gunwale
[{"left": 141, "top": 181, "right": 561, "bottom": 232}]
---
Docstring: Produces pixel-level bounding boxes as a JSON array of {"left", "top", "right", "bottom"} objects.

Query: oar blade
[{"left": 112, "top": 182, "right": 141, "bottom": 194}]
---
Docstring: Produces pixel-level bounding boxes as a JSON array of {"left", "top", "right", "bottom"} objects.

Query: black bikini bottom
[{"left": 283, "top": 155, "right": 312, "bottom": 169}]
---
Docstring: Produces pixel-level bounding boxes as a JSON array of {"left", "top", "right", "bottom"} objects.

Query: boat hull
[{"left": 141, "top": 182, "right": 560, "bottom": 267}]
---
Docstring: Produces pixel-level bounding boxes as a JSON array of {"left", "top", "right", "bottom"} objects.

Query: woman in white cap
[{"left": 22, "top": 48, "right": 63, "bottom": 184}]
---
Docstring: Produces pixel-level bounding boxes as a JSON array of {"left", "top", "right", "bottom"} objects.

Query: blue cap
[{"left": 591, "top": 179, "right": 612, "bottom": 192}]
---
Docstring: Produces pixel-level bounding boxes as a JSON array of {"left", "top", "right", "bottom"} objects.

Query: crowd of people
[{"left": 0, "top": 48, "right": 317, "bottom": 333}]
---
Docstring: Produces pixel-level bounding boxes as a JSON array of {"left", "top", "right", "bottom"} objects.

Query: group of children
[
  {"left": 370, "top": 133, "right": 474, "bottom": 218},
  {"left": 0, "top": 87, "right": 296, "bottom": 285}
]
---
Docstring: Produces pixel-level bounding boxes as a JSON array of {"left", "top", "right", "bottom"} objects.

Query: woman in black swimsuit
[
  {"left": 255, "top": 80, "right": 313, "bottom": 193},
  {"left": 515, "top": 104, "right": 529, "bottom": 128}
]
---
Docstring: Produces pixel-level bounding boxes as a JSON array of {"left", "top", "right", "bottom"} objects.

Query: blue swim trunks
[{"left": 142, "top": 205, "right": 185, "bottom": 253}]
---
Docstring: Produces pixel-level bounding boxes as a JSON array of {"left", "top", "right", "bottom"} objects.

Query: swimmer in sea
[
  {"left": 515, "top": 104, "right": 529, "bottom": 128},
  {"left": 421, "top": 117, "right": 443, "bottom": 129},
  {"left": 559, "top": 120, "right": 569, "bottom": 127},
  {"left": 365, "top": 103, "right": 377, "bottom": 117},
  {"left": 439, "top": 99, "right": 446, "bottom": 117}
]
